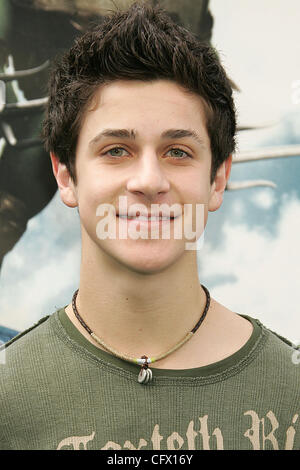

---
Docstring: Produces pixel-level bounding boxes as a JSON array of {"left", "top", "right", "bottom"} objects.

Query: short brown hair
[{"left": 42, "top": 0, "right": 236, "bottom": 185}]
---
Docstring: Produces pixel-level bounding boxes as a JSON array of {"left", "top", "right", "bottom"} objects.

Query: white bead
[
  {"left": 137, "top": 358, "right": 146, "bottom": 365},
  {"left": 138, "top": 368, "right": 147, "bottom": 383},
  {"left": 138, "top": 367, "right": 153, "bottom": 384}
]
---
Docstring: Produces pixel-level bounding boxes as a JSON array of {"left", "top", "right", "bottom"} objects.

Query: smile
[
  {"left": 117, "top": 215, "right": 174, "bottom": 221},
  {"left": 116, "top": 214, "right": 179, "bottom": 228}
]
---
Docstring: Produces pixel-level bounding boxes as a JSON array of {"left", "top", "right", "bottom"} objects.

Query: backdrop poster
[{"left": 0, "top": 0, "right": 299, "bottom": 343}]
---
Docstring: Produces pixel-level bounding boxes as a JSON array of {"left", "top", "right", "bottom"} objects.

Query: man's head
[
  {"left": 43, "top": 1, "right": 236, "bottom": 273},
  {"left": 42, "top": 0, "right": 236, "bottom": 187}
]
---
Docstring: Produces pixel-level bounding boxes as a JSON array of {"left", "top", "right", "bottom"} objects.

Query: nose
[{"left": 126, "top": 150, "right": 170, "bottom": 200}]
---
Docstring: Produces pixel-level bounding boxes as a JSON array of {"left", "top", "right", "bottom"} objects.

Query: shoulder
[
  {"left": 4, "top": 315, "right": 51, "bottom": 349},
  {"left": 251, "top": 316, "right": 300, "bottom": 389},
  {"left": 257, "top": 316, "right": 299, "bottom": 358},
  {"left": 3, "top": 314, "right": 52, "bottom": 358},
  {"left": 0, "top": 313, "right": 59, "bottom": 387}
]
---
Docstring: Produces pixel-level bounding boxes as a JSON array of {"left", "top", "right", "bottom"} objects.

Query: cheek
[
  {"left": 182, "top": 184, "right": 210, "bottom": 237},
  {"left": 76, "top": 175, "right": 118, "bottom": 236},
  {"left": 76, "top": 169, "right": 114, "bottom": 205},
  {"left": 184, "top": 184, "right": 209, "bottom": 205}
]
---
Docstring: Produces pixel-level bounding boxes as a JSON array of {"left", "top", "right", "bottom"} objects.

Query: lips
[
  {"left": 117, "top": 214, "right": 175, "bottom": 220},
  {"left": 116, "top": 211, "right": 179, "bottom": 219}
]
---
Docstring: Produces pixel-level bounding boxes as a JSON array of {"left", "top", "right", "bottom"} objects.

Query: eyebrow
[
  {"left": 89, "top": 128, "right": 206, "bottom": 148},
  {"left": 162, "top": 129, "right": 206, "bottom": 147}
]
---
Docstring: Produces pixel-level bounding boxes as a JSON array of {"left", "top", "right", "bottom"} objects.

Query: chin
[
  {"left": 122, "top": 259, "right": 177, "bottom": 275},
  {"left": 108, "top": 243, "right": 185, "bottom": 274}
]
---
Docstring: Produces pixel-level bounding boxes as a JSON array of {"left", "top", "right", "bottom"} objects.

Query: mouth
[
  {"left": 117, "top": 214, "right": 175, "bottom": 221},
  {"left": 116, "top": 213, "right": 179, "bottom": 227}
]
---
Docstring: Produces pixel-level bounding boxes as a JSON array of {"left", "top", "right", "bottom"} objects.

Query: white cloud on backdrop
[
  {"left": 250, "top": 189, "right": 277, "bottom": 210},
  {"left": 0, "top": 194, "right": 81, "bottom": 330},
  {"left": 0, "top": 240, "right": 80, "bottom": 330},
  {"left": 200, "top": 192, "right": 300, "bottom": 341},
  {"left": 210, "top": 0, "right": 300, "bottom": 131}
]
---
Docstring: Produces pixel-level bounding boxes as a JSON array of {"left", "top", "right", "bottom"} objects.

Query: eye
[
  {"left": 102, "top": 147, "right": 130, "bottom": 158},
  {"left": 166, "top": 148, "right": 192, "bottom": 159}
]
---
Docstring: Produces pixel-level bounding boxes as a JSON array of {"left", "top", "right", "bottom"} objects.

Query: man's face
[{"left": 61, "top": 79, "right": 227, "bottom": 274}]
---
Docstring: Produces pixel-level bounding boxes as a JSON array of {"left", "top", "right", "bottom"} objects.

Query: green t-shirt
[{"left": 0, "top": 308, "right": 299, "bottom": 450}]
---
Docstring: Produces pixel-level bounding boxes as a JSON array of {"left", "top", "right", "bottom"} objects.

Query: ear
[
  {"left": 208, "top": 155, "right": 232, "bottom": 212},
  {"left": 50, "top": 153, "right": 78, "bottom": 208}
]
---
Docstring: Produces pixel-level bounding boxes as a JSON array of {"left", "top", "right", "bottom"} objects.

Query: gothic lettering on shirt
[{"left": 56, "top": 410, "right": 299, "bottom": 450}]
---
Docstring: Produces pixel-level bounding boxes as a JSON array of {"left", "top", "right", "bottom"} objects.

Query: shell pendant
[{"left": 138, "top": 367, "right": 153, "bottom": 384}]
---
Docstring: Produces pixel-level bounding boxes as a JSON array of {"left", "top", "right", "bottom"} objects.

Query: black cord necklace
[{"left": 72, "top": 284, "right": 210, "bottom": 384}]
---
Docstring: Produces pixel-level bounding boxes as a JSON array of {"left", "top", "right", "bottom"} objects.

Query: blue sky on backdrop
[{"left": 0, "top": 0, "right": 299, "bottom": 341}]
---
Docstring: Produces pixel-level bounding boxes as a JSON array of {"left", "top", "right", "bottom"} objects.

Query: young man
[{"left": 0, "top": 1, "right": 299, "bottom": 451}]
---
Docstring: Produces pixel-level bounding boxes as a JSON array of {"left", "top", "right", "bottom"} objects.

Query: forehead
[{"left": 78, "top": 79, "right": 210, "bottom": 145}]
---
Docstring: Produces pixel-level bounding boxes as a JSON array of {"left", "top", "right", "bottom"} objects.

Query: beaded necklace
[{"left": 71, "top": 284, "right": 210, "bottom": 384}]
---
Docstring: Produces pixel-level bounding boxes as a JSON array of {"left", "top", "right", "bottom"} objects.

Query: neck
[{"left": 69, "top": 242, "right": 209, "bottom": 360}]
